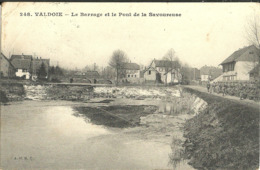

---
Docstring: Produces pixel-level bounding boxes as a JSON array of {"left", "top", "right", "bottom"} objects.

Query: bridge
[{"left": 45, "top": 82, "right": 114, "bottom": 87}]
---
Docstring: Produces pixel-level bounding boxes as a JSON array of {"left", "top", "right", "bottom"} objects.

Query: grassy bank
[
  {"left": 0, "top": 82, "right": 25, "bottom": 103},
  {"left": 181, "top": 87, "right": 259, "bottom": 170}
]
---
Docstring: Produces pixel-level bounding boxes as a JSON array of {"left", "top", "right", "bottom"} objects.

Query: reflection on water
[
  {"left": 43, "top": 106, "right": 110, "bottom": 138},
  {"left": 1, "top": 101, "right": 187, "bottom": 170},
  {"left": 158, "top": 102, "right": 175, "bottom": 114}
]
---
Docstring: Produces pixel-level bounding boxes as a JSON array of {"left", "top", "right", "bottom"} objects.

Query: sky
[{"left": 1, "top": 2, "right": 260, "bottom": 70}]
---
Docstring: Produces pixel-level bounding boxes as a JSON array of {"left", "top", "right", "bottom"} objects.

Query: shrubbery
[{"left": 181, "top": 91, "right": 259, "bottom": 170}]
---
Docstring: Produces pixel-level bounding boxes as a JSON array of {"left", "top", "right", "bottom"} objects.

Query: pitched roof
[
  {"left": 220, "top": 45, "right": 260, "bottom": 65},
  {"left": 11, "top": 59, "right": 31, "bottom": 69},
  {"left": 200, "top": 65, "right": 222, "bottom": 79},
  {"left": 121, "top": 62, "right": 140, "bottom": 70},
  {"left": 10, "top": 54, "right": 33, "bottom": 61},
  {"left": 153, "top": 60, "right": 180, "bottom": 68},
  {"left": 143, "top": 66, "right": 159, "bottom": 73}
]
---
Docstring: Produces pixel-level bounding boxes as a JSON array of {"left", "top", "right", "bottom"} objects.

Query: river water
[{"left": 1, "top": 97, "right": 196, "bottom": 169}]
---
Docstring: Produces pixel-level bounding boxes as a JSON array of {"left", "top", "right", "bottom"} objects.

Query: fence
[{"left": 209, "top": 80, "right": 259, "bottom": 101}]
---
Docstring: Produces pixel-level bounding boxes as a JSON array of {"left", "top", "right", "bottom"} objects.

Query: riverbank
[
  {"left": 181, "top": 87, "right": 259, "bottom": 170},
  {"left": 0, "top": 82, "right": 25, "bottom": 102},
  {"left": 1, "top": 82, "right": 258, "bottom": 169}
]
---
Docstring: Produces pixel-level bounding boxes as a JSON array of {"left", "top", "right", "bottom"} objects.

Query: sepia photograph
[{"left": 0, "top": 2, "right": 259, "bottom": 170}]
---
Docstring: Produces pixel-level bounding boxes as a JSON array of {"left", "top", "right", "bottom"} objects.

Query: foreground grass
[{"left": 181, "top": 88, "right": 259, "bottom": 170}]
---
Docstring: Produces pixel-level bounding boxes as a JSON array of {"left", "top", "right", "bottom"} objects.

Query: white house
[
  {"left": 121, "top": 62, "right": 141, "bottom": 84},
  {"left": 200, "top": 65, "right": 222, "bottom": 82},
  {"left": 164, "top": 68, "right": 182, "bottom": 84},
  {"left": 144, "top": 59, "right": 181, "bottom": 84},
  {"left": 220, "top": 45, "right": 259, "bottom": 81}
]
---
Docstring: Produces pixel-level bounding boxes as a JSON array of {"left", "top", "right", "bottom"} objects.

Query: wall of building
[
  {"left": 144, "top": 70, "right": 157, "bottom": 81},
  {"left": 201, "top": 75, "right": 209, "bottom": 82},
  {"left": 16, "top": 69, "right": 30, "bottom": 79},
  {"left": 235, "top": 61, "right": 257, "bottom": 81},
  {"left": 126, "top": 70, "right": 140, "bottom": 78}
]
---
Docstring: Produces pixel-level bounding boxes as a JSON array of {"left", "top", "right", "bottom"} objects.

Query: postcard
[{"left": 1, "top": 2, "right": 259, "bottom": 170}]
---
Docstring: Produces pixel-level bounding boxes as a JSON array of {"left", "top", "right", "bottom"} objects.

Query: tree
[
  {"left": 245, "top": 14, "right": 260, "bottom": 81},
  {"left": 101, "top": 66, "right": 115, "bottom": 79},
  {"left": 37, "top": 62, "right": 47, "bottom": 79},
  {"left": 109, "top": 49, "right": 128, "bottom": 85},
  {"left": 163, "top": 48, "right": 182, "bottom": 84},
  {"left": 180, "top": 63, "right": 192, "bottom": 85},
  {"left": 245, "top": 14, "right": 260, "bottom": 49},
  {"left": 55, "top": 66, "right": 63, "bottom": 76},
  {"left": 49, "top": 66, "right": 55, "bottom": 75}
]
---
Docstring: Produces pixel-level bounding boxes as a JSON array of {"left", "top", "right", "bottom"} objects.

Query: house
[
  {"left": 144, "top": 59, "right": 181, "bottom": 84},
  {"left": 120, "top": 62, "right": 141, "bottom": 83},
  {"left": 31, "top": 57, "right": 50, "bottom": 80},
  {"left": 164, "top": 68, "right": 182, "bottom": 84},
  {"left": 0, "top": 53, "right": 16, "bottom": 78},
  {"left": 220, "top": 45, "right": 260, "bottom": 81},
  {"left": 200, "top": 65, "right": 222, "bottom": 82},
  {"left": 10, "top": 54, "right": 33, "bottom": 79}
]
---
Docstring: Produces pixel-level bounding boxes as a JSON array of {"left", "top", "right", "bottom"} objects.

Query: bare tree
[
  {"left": 245, "top": 15, "right": 260, "bottom": 49},
  {"left": 245, "top": 14, "right": 260, "bottom": 80},
  {"left": 163, "top": 48, "right": 181, "bottom": 84},
  {"left": 109, "top": 49, "right": 128, "bottom": 85}
]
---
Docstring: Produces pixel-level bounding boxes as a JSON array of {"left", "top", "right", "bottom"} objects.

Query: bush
[
  {"left": 182, "top": 100, "right": 259, "bottom": 170},
  {"left": 0, "top": 90, "right": 8, "bottom": 103}
]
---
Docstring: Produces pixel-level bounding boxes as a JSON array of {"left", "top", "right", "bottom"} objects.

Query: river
[{"left": 1, "top": 96, "right": 196, "bottom": 169}]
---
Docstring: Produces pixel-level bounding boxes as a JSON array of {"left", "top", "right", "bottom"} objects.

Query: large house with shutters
[
  {"left": 220, "top": 45, "right": 259, "bottom": 81},
  {"left": 143, "top": 59, "right": 181, "bottom": 84},
  {"left": 10, "top": 54, "right": 50, "bottom": 80}
]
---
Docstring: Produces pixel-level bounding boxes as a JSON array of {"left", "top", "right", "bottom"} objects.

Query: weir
[{"left": 45, "top": 82, "right": 113, "bottom": 87}]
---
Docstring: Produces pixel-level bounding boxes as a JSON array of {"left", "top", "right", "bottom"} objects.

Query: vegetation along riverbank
[
  {"left": 0, "top": 81, "right": 25, "bottom": 103},
  {"left": 179, "top": 87, "right": 259, "bottom": 170}
]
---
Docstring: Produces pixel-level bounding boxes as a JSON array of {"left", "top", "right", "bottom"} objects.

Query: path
[{"left": 184, "top": 85, "right": 260, "bottom": 109}]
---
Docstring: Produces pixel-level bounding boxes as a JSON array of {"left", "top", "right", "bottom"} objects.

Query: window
[
  {"left": 131, "top": 75, "right": 133, "bottom": 77},
  {"left": 135, "top": 75, "right": 136, "bottom": 77},
  {"left": 148, "top": 70, "right": 151, "bottom": 75},
  {"left": 128, "top": 75, "right": 130, "bottom": 77}
]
